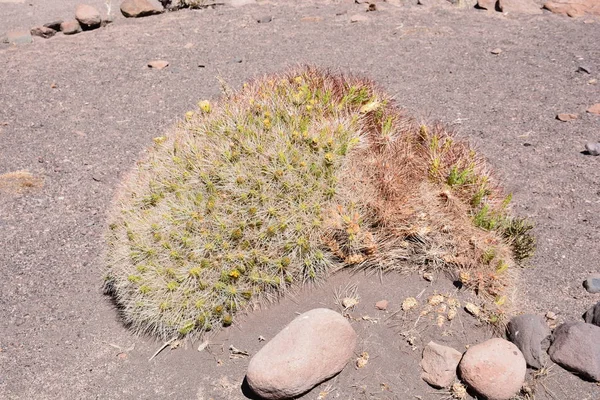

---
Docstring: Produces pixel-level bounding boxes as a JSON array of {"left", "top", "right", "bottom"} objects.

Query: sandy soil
[{"left": 1, "top": 1, "right": 599, "bottom": 399}]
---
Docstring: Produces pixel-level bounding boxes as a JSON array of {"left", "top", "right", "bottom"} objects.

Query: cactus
[{"left": 104, "top": 67, "right": 533, "bottom": 339}]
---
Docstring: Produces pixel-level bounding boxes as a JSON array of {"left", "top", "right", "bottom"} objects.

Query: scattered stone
[
  {"left": 75, "top": 4, "right": 102, "bottom": 29},
  {"left": 491, "top": 48, "right": 503, "bottom": 55},
  {"left": 498, "top": 0, "right": 543, "bottom": 14},
  {"left": 548, "top": 322, "right": 600, "bottom": 381},
  {"left": 246, "top": 308, "right": 357, "bottom": 399},
  {"left": 589, "top": 79, "right": 598, "bottom": 85},
  {"left": 423, "top": 272, "right": 434, "bottom": 281},
  {"left": 459, "top": 338, "right": 526, "bottom": 400},
  {"left": 464, "top": 302, "right": 480, "bottom": 317},
  {"left": 30, "top": 26, "right": 56, "bottom": 39},
  {"left": 545, "top": 311, "right": 557, "bottom": 320},
  {"left": 60, "top": 20, "right": 82, "bottom": 35},
  {"left": 477, "top": 0, "right": 497, "bottom": 10},
  {"left": 420, "top": 341, "right": 462, "bottom": 388},
  {"left": 584, "top": 301, "right": 600, "bottom": 327},
  {"left": 543, "top": 0, "right": 600, "bottom": 18},
  {"left": 585, "top": 142, "right": 600, "bottom": 156},
  {"left": 578, "top": 65, "right": 592, "bottom": 74},
  {"left": 350, "top": 14, "right": 369, "bottom": 23},
  {"left": 506, "top": 314, "right": 551, "bottom": 369},
  {"left": 121, "top": 0, "right": 164, "bottom": 18},
  {"left": 556, "top": 113, "right": 578, "bottom": 121},
  {"left": 4, "top": 30, "right": 33, "bottom": 45},
  {"left": 375, "top": 300, "right": 388, "bottom": 310},
  {"left": 300, "top": 16, "right": 323, "bottom": 22},
  {"left": 257, "top": 16, "right": 272, "bottom": 23},
  {"left": 583, "top": 273, "right": 600, "bottom": 292},
  {"left": 43, "top": 20, "right": 63, "bottom": 31},
  {"left": 148, "top": 60, "right": 169, "bottom": 70},
  {"left": 586, "top": 103, "right": 600, "bottom": 115}
]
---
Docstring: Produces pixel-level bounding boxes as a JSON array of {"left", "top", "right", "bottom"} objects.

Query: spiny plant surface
[{"left": 104, "top": 67, "right": 534, "bottom": 339}]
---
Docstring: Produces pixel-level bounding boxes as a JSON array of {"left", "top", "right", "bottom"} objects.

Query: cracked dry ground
[{"left": 1, "top": 1, "right": 599, "bottom": 399}]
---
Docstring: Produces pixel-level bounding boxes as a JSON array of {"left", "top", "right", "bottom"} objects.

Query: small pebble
[
  {"left": 545, "top": 311, "right": 557, "bottom": 320},
  {"left": 577, "top": 65, "right": 591, "bottom": 74},
  {"left": 585, "top": 142, "right": 600, "bottom": 156},
  {"left": 375, "top": 300, "right": 388, "bottom": 310},
  {"left": 148, "top": 60, "right": 169, "bottom": 70},
  {"left": 257, "top": 16, "right": 272, "bottom": 23},
  {"left": 491, "top": 48, "right": 502, "bottom": 55},
  {"left": 556, "top": 113, "right": 578, "bottom": 122}
]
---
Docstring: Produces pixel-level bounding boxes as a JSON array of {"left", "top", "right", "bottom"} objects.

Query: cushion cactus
[{"left": 104, "top": 67, "right": 534, "bottom": 339}]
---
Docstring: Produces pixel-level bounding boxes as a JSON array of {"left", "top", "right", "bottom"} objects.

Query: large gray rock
[
  {"left": 246, "top": 308, "right": 356, "bottom": 399},
  {"left": 548, "top": 322, "right": 600, "bottom": 381},
  {"left": 75, "top": 4, "right": 102, "bottom": 29},
  {"left": 420, "top": 341, "right": 462, "bottom": 388},
  {"left": 459, "top": 338, "right": 526, "bottom": 400},
  {"left": 506, "top": 314, "right": 551, "bottom": 369},
  {"left": 584, "top": 301, "right": 600, "bottom": 327},
  {"left": 121, "top": 0, "right": 164, "bottom": 18}
]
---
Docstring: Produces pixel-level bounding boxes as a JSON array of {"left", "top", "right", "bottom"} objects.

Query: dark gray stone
[
  {"left": 43, "top": 20, "right": 64, "bottom": 31},
  {"left": 548, "top": 322, "right": 600, "bottom": 382},
  {"left": 507, "top": 314, "right": 551, "bottom": 369},
  {"left": 584, "top": 302, "right": 600, "bottom": 327},
  {"left": 583, "top": 273, "right": 600, "bottom": 291}
]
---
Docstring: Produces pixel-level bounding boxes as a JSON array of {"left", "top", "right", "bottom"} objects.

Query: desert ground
[{"left": 1, "top": 0, "right": 599, "bottom": 399}]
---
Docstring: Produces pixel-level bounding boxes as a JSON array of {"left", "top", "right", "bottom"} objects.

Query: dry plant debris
[
  {"left": 0, "top": 170, "right": 43, "bottom": 195},
  {"left": 104, "top": 67, "right": 535, "bottom": 339}
]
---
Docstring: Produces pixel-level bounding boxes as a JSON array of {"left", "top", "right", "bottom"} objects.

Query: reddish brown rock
[
  {"left": 459, "top": 338, "right": 526, "bottom": 400},
  {"left": 375, "top": 300, "right": 388, "bottom": 310},
  {"left": 498, "top": 0, "right": 543, "bottom": 14},
  {"left": 30, "top": 26, "right": 57, "bottom": 39},
  {"left": 544, "top": 0, "right": 600, "bottom": 17},
  {"left": 421, "top": 341, "right": 462, "bottom": 388},
  {"left": 75, "top": 4, "right": 102, "bottom": 29},
  {"left": 477, "top": 0, "right": 497, "bottom": 10},
  {"left": 246, "top": 308, "right": 356, "bottom": 399},
  {"left": 60, "top": 20, "right": 82, "bottom": 35},
  {"left": 587, "top": 103, "right": 600, "bottom": 115},
  {"left": 121, "top": 0, "right": 164, "bottom": 18},
  {"left": 556, "top": 113, "right": 578, "bottom": 121}
]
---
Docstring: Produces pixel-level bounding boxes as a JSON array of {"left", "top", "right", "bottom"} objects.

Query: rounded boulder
[
  {"left": 246, "top": 308, "right": 357, "bottom": 399},
  {"left": 459, "top": 338, "right": 526, "bottom": 400}
]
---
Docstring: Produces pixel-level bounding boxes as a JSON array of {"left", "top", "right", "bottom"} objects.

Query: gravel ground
[{"left": 1, "top": 1, "right": 599, "bottom": 399}]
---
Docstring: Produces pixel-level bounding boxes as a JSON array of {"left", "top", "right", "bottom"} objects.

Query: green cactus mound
[{"left": 104, "top": 67, "right": 534, "bottom": 339}]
